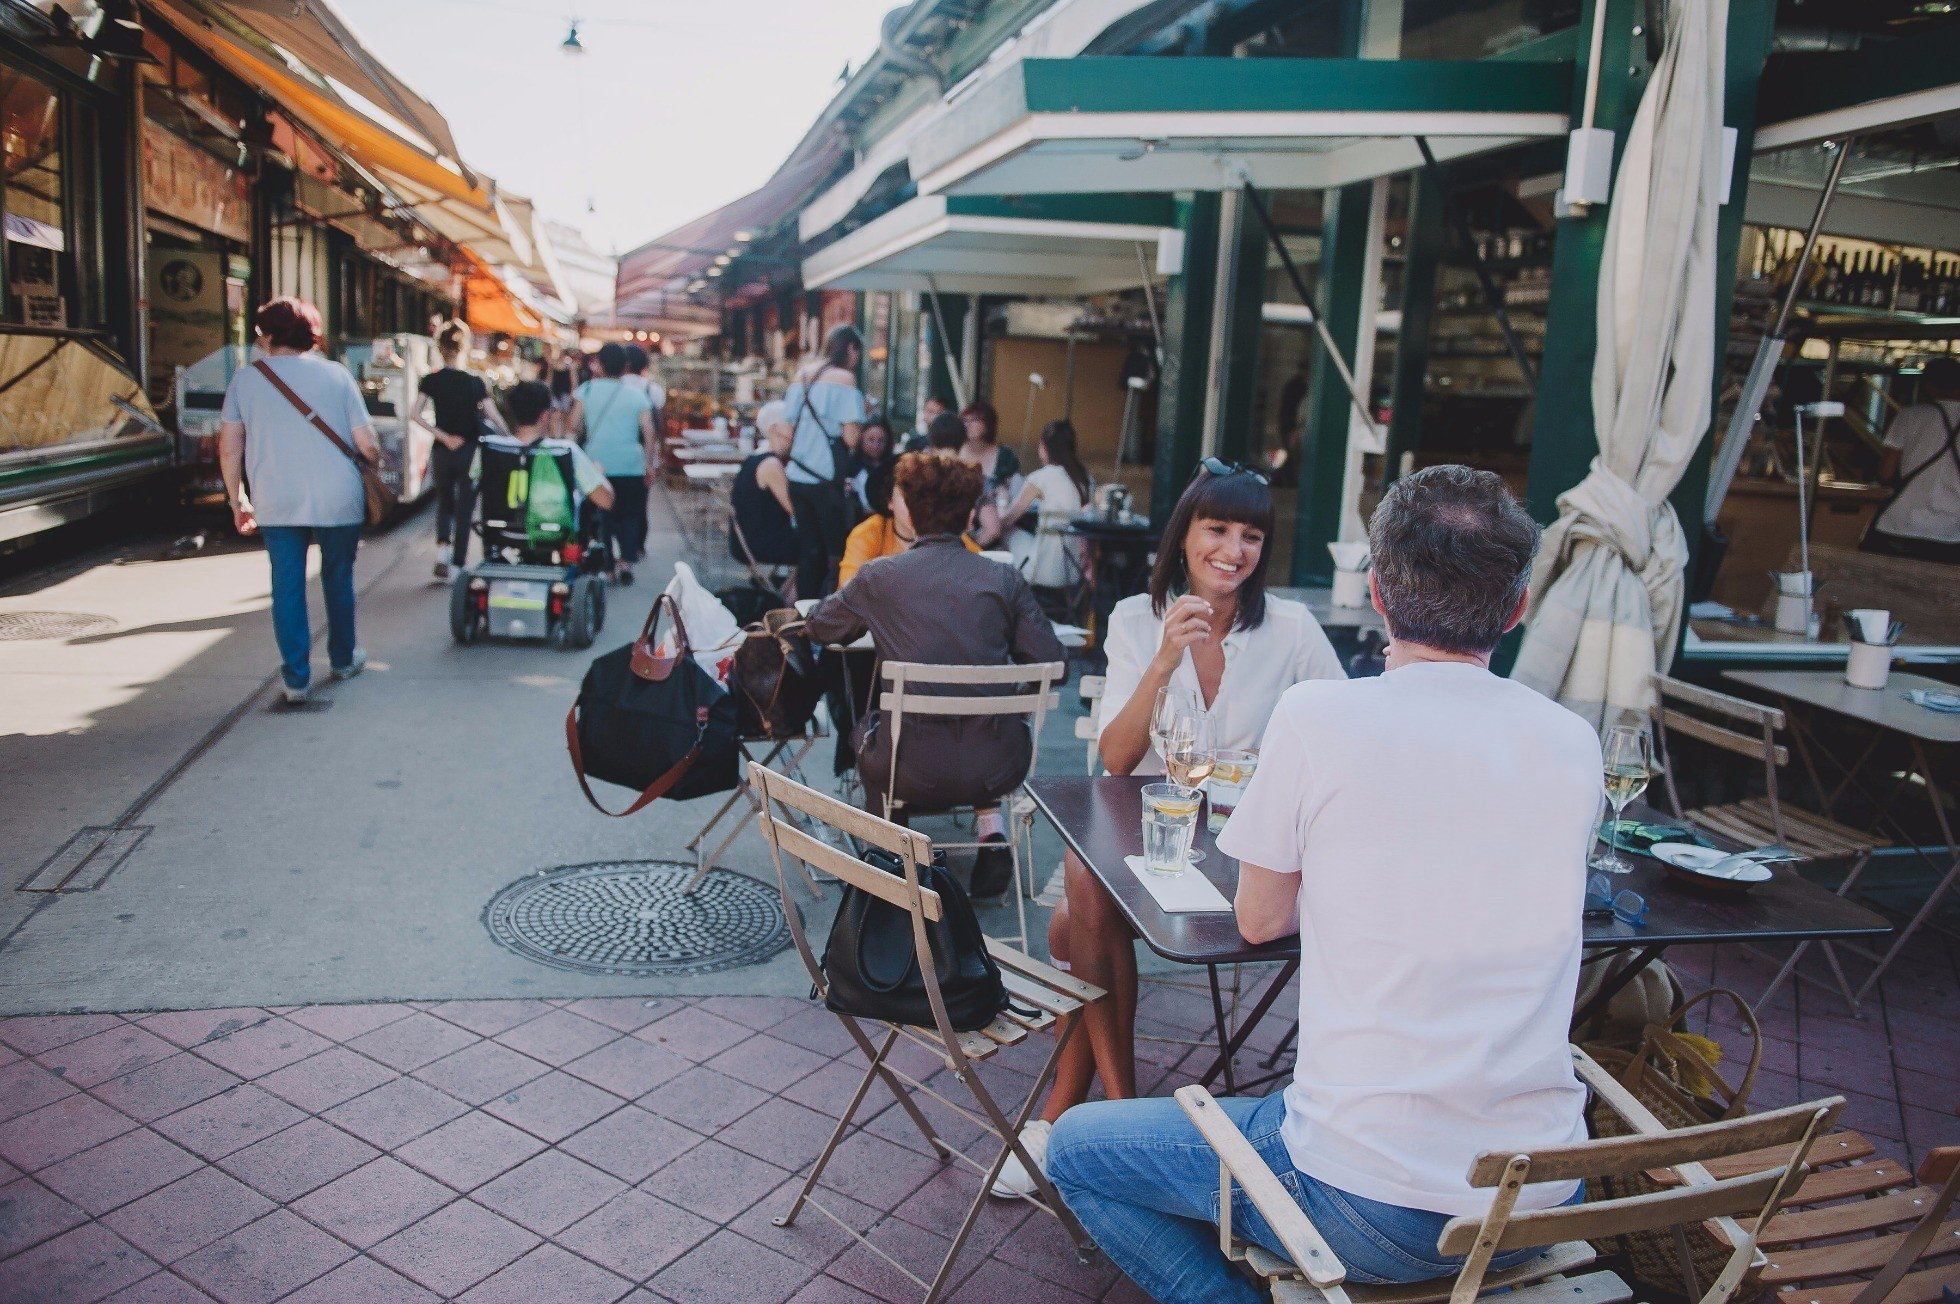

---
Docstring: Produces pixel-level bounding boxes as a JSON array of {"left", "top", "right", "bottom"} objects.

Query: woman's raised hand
[{"left": 1153, "top": 594, "right": 1213, "bottom": 669}]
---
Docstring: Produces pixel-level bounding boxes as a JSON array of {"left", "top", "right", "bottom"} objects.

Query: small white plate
[{"left": 1650, "top": 843, "right": 1772, "bottom": 884}]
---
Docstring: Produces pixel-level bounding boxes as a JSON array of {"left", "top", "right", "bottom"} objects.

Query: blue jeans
[
  {"left": 262, "top": 524, "right": 361, "bottom": 690},
  {"left": 1048, "top": 1093, "right": 1562, "bottom": 1304}
]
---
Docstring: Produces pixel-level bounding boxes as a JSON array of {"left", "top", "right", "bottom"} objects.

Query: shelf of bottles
[
  {"left": 1749, "top": 227, "right": 1960, "bottom": 323},
  {"left": 1424, "top": 226, "right": 1550, "bottom": 401}
]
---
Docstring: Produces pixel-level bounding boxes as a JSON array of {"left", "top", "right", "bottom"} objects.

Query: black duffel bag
[
  {"left": 565, "top": 592, "right": 738, "bottom": 816},
  {"left": 821, "top": 846, "right": 1007, "bottom": 1033}
]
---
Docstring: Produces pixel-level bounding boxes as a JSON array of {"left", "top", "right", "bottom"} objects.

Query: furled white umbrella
[{"left": 1512, "top": 0, "right": 1726, "bottom": 732}]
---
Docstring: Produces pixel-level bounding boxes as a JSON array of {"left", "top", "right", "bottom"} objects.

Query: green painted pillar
[
  {"left": 924, "top": 292, "right": 968, "bottom": 411},
  {"left": 1152, "top": 194, "right": 1221, "bottom": 526},
  {"left": 1383, "top": 170, "right": 1446, "bottom": 488},
  {"left": 1673, "top": 0, "right": 1779, "bottom": 596},
  {"left": 1290, "top": 181, "right": 1373, "bottom": 586},
  {"left": 1214, "top": 198, "right": 1270, "bottom": 463},
  {"left": 1523, "top": 0, "right": 1648, "bottom": 522}
]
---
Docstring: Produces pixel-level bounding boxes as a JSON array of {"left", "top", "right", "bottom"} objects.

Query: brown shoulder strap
[
  {"left": 252, "top": 359, "right": 366, "bottom": 466},
  {"left": 564, "top": 701, "right": 707, "bottom": 817}
]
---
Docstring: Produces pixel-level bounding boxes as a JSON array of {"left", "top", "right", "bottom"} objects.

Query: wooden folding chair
[
  {"left": 682, "top": 730, "right": 826, "bottom": 894},
  {"left": 749, "top": 763, "right": 1105, "bottom": 1302},
  {"left": 1697, "top": 1109, "right": 1960, "bottom": 1304},
  {"left": 1175, "top": 1047, "right": 1843, "bottom": 1304},
  {"left": 1650, "top": 674, "right": 1888, "bottom": 1014},
  {"left": 880, "top": 660, "right": 1065, "bottom": 951}
]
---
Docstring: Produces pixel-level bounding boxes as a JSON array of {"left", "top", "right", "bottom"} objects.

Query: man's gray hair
[
  {"left": 756, "top": 400, "right": 789, "bottom": 433},
  {"left": 1367, "top": 464, "right": 1540, "bottom": 655}
]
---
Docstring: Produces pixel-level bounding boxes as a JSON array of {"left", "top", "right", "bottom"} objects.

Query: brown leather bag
[
  {"left": 251, "top": 359, "right": 398, "bottom": 527},
  {"left": 729, "top": 609, "right": 823, "bottom": 740}
]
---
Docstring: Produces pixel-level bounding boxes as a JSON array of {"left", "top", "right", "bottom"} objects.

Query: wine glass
[
  {"left": 1150, "top": 686, "right": 1197, "bottom": 764},
  {"left": 1594, "top": 723, "right": 1653, "bottom": 874},
  {"left": 1164, "top": 711, "right": 1214, "bottom": 864}
]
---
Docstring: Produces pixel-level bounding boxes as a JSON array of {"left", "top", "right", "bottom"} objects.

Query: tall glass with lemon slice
[
  {"left": 1206, "top": 749, "right": 1258, "bottom": 832},
  {"left": 1141, "top": 783, "right": 1202, "bottom": 876}
]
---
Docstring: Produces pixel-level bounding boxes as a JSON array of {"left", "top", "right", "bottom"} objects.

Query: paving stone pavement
[{"left": 0, "top": 924, "right": 1955, "bottom": 1303}]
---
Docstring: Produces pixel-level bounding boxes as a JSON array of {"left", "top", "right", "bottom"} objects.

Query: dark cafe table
[{"left": 1026, "top": 777, "right": 1891, "bottom": 1093}]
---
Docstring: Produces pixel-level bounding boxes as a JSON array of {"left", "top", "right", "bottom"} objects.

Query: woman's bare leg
[
  {"left": 1063, "top": 850, "right": 1139, "bottom": 1100},
  {"left": 1039, "top": 900, "right": 1093, "bottom": 1123}
]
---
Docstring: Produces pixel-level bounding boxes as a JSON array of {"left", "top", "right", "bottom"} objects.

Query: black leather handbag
[
  {"left": 730, "top": 609, "right": 824, "bottom": 741},
  {"left": 565, "top": 593, "right": 739, "bottom": 816},
  {"left": 821, "top": 847, "right": 1008, "bottom": 1033}
]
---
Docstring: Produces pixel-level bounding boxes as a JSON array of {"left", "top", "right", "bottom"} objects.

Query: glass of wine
[
  {"left": 1150, "top": 686, "right": 1197, "bottom": 764},
  {"left": 1164, "top": 711, "right": 1213, "bottom": 864},
  {"left": 1594, "top": 723, "right": 1653, "bottom": 874}
]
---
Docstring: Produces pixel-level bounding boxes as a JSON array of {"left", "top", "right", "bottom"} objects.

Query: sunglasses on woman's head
[{"left": 1197, "top": 457, "right": 1270, "bottom": 486}]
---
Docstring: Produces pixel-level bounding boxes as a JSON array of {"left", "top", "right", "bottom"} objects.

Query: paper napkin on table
[{"left": 1124, "top": 856, "right": 1233, "bottom": 913}]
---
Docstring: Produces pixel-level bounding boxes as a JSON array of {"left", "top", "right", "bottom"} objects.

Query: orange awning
[{"left": 457, "top": 247, "right": 545, "bottom": 338}]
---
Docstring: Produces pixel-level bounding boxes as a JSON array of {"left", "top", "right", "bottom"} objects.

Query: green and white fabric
[{"left": 1513, "top": 0, "right": 1726, "bottom": 733}]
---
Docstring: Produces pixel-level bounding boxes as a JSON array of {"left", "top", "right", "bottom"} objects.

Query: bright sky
[{"left": 333, "top": 0, "right": 900, "bottom": 256}]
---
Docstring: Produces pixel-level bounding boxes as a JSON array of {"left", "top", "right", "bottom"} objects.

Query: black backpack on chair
[{"left": 820, "top": 846, "right": 1008, "bottom": 1033}]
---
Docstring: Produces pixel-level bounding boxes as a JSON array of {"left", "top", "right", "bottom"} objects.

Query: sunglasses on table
[
  {"left": 1196, "top": 457, "right": 1270, "bottom": 486},
  {"left": 1585, "top": 873, "right": 1648, "bottom": 927}
]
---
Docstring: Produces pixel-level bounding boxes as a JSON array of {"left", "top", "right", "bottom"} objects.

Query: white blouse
[{"left": 1095, "top": 593, "right": 1346, "bottom": 776}]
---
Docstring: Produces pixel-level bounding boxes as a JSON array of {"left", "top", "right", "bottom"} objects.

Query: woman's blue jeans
[
  {"left": 1047, "top": 1093, "right": 1559, "bottom": 1304},
  {"left": 262, "top": 524, "right": 361, "bottom": 690}
]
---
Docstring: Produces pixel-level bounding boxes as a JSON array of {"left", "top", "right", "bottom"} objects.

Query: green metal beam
[
  {"left": 1523, "top": 0, "right": 1649, "bottom": 523},
  {"left": 1216, "top": 198, "right": 1268, "bottom": 463},
  {"left": 1383, "top": 168, "right": 1445, "bottom": 487},
  {"left": 1016, "top": 56, "right": 1572, "bottom": 115},
  {"left": 1291, "top": 180, "right": 1372, "bottom": 586},
  {"left": 1152, "top": 193, "right": 1221, "bottom": 527},
  {"left": 945, "top": 193, "right": 1180, "bottom": 227}
]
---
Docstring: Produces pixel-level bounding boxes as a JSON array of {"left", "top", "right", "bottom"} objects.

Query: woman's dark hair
[
  {"left": 925, "top": 411, "right": 966, "bottom": 451},
  {"left": 623, "top": 343, "right": 650, "bottom": 374},
  {"left": 821, "top": 324, "right": 862, "bottom": 373},
  {"left": 895, "top": 451, "right": 983, "bottom": 537},
  {"left": 596, "top": 342, "right": 628, "bottom": 378},
  {"left": 959, "top": 399, "right": 998, "bottom": 445},
  {"left": 864, "top": 459, "right": 898, "bottom": 516},
  {"left": 435, "top": 319, "right": 470, "bottom": 359},
  {"left": 1147, "top": 467, "right": 1276, "bottom": 632},
  {"left": 1039, "top": 420, "right": 1091, "bottom": 500},
  {"left": 508, "top": 380, "right": 554, "bottom": 428},
  {"left": 255, "top": 297, "right": 322, "bottom": 352}
]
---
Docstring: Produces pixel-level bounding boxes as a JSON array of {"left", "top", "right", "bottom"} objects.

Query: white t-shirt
[
  {"left": 1017, "top": 463, "right": 1087, "bottom": 588},
  {"left": 1874, "top": 399, "right": 1960, "bottom": 544},
  {"left": 1216, "top": 662, "right": 1601, "bottom": 1216},
  {"left": 220, "top": 352, "right": 371, "bottom": 528},
  {"left": 1096, "top": 593, "right": 1345, "bottom": 776}
]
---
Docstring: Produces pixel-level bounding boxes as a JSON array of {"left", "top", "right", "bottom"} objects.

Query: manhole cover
[
  {"left": 0, "top": 611, "right": 117, "bottom": 641},
  {"left": 484, "top": 860, "right": 793, "bottom": 977}
]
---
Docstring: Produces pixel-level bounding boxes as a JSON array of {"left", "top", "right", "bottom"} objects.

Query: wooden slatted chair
[
  {"left": 749, "top": 763, "right": 1105, "bottom": 1302},
  {"left": 1174, "top": 1047, "right": 1843, "bottom": 1304},
  {"left": 880, "top": 659, "right": 1065, "bottom": 952},
  {"left": 1684, "top": 1110, "right": 1960, "bottom": 1304},
  {"left": 1650, "top": 674, "right": 1888, "bottom": 1013}
]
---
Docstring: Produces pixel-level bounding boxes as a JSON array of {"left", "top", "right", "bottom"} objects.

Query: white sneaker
[
  {"left": 281, "top": 682, "right": 310, "bottom": 705},
  {"left": 990, "top": 1119, "right": 1052, "bottom": 1199},
  {"left": 331, "top": 648, "right": 368, "bottom": 681}
]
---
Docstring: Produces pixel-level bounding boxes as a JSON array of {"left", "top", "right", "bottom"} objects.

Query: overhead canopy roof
[
  {"left": 803, "top": 194, "right": 1176, "bottom": 296},
  {"left": 155, "top": 0, "right": 532, "bottom": 268},
  {"left": 203, "top": 0, "right": 471, "bottom": 183},
  {"left": 908, "top": 57, "right": 1571, "bottom": 196},
  {"left": 1753, "top": 29, "right": 1960, "bottom": 153}
]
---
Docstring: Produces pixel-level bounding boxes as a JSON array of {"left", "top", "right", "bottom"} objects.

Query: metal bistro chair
[
  {"left": 879, "top": 659, "right": 1064, "bottom": 952},
  {"left": 1176, "top": 1047, "right": 1843, "bottom": 1304},
  {"left": 1650, "top": 674, "right": 1888, "bottom": 1014},
  {"left": 749, "top": 763, "right": 1105, "bottom": 1303}
]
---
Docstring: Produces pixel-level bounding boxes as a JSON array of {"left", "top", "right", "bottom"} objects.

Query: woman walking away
[
  {"left": 417, "top": 320, "right": 510, "bottom": 579},
  {"left": 782, "top": 324, "right": 866, "bottom": 598},
  {"left": 570, "top": 342, "right": 657, "bottom": 585},
  {"left": 218, "top": 297, "right": 378, "bottom": 705}
]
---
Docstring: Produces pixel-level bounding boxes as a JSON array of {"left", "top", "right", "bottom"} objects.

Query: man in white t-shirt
[
  {"left": 1864, "top": 356, "right": 1960, "bottom": 565},
  {"left": 1046, "top": 466, "right": 1601, "bottom": 1303}
]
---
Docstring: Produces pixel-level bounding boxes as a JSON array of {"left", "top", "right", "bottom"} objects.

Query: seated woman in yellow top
[{"left": 838, "top": 450, "right": 979, "bottom": 584}]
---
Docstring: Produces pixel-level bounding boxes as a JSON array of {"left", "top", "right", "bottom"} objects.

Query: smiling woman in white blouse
[{"left": 990, "top": 459, "right": 1346, "bottom": 1201}]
